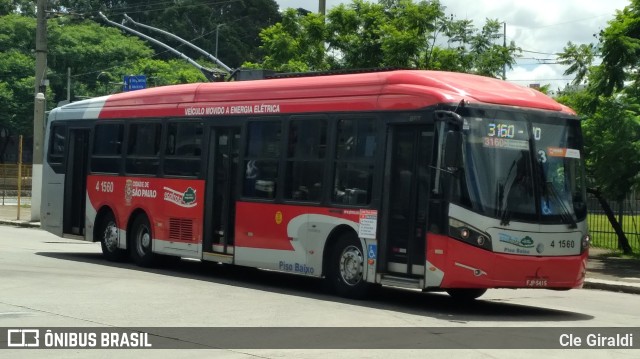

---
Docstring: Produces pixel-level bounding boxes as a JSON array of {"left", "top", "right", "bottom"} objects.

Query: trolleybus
[{"left": 41, "top": 69, "right": 589, "bottom": 300}]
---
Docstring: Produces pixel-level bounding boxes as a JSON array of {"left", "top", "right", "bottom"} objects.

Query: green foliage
[
  {"left": 596, "top": 0, "right": 640, "bottom": 97},
  {"left": 257, "top": 9, "right": 329, "bottom": 72},
  {"left": 55, "top": 0, "right": 281, "bottom": 68},
  {"left": 556, "top": 0, "right": 640, "bottom": 203},
  {"left": 581, "top": 96, "right": 640, "bottom": 199},
  {"left": 0, "top": 0, "right": 34, "bottom": 16},
  {"left": 47, "top": 19, "right": 155, "bottom": 101},
  {"left": 557, "top": 42, "right": 596, "bottom": 86},
  {"left": 249, "top": 0, "right": 520, "bottom": 76},
  {"left": 0, "top": 11, "right": 215, "bottom": 136}
]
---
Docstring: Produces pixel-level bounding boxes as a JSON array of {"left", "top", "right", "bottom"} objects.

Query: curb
[
  {"left": 0, "top": 219, "right": 41, "bottom": 228},
  {"left": 583, "top": 279, "right": 640, "bottom": 295}
]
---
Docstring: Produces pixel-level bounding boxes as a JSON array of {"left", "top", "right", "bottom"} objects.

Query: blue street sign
[{"left": 123, "top": 75, "right": 147, "bottom": 92}]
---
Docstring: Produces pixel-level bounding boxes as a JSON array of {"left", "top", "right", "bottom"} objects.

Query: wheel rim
[
  {"left": 338, "top": 245, "right": 364, "bottom": 286},
  {"left": 103, "top": 220, "right": 119, "bottom": 252},
  {"left": 136, "top": 224, "right": 151, "bottom": 256}
]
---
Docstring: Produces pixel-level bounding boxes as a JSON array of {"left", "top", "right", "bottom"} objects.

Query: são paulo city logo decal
[
  {"left": 163, "top": 186, "right": 197, "bottom": 208},
  {"left": 125, "top": 179, "right": 133, "bottom": 205}
]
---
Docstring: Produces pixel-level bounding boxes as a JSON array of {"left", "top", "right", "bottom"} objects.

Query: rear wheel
[
  {"left": 98, "top": 211, "right": 127, "bottom": 262},
  {"left": 130, "top": 214, "right": 155, "bottom": 267},
  {"left": 328, "top": 234, "right": 369, "bottom": 299},
  {"left": 446, "top": 288, "right": 487, "bottom": 301}
]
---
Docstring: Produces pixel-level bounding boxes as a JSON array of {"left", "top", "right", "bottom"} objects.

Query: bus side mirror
[{"left": 444, "top": 131, "right": 463, "bottom": 169}]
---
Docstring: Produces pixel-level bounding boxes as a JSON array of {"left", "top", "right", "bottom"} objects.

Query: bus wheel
[
  {"left": 329, "top": 234, "right": 369, "bottom": 299},
  {"left": 446, "top": 288, "right": 487, "bottom": 301},
  {"left": 98, "top": 211, "right": 127, "bottom": 262},
  {"left": 130, "top": 215, "right": 155, "bottom": 267}
]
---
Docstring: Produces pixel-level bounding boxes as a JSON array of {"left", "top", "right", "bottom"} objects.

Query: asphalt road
[{"left": 0, "top": 226, "right": 638, "bottom": 358}]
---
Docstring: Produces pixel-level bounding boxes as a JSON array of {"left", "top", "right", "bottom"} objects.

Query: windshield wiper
[
  {"left": 544, "top": 182, "right": 578, "bottom": 229},
  {"left": 498, "top": 159, "right": 518, "bottom": 226}
]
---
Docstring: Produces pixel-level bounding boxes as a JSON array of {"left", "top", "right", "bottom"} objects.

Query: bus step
[
  {"left": 202, "top": 251, "right": 233, "bottom": 264},
  {"left": 380, "top": 275, "right": 423, "bottom": 289}
]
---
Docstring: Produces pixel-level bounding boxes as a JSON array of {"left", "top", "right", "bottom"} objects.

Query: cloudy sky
[{"left": 275, "top": 0, "right": 631, "bottom": 91}]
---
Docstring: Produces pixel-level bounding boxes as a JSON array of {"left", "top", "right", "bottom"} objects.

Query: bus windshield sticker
[{"left": 547, "top": 147, "right": 581, "bottom": 159}]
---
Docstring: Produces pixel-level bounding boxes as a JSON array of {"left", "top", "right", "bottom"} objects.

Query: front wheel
[
  {"left": 328, "top": 234, "right": 369, "bottom": 299},
  {"left": 446, "top": 288, "right": 487, "bottom": 301},
  {"left": 98, "top": 211, "right": 127, "bottom": 262},
  {"left": 130, "top": 214, "right": 155, "bottom": 267}
]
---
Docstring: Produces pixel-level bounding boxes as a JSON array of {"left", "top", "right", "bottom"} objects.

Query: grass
[{"left": 587, "top": 213, "right": 640, "bottom": 253}]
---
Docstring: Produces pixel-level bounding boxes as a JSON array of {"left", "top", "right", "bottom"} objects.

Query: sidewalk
[
  {"left": 0, "top": 203, "right": 38, "bottom": 228},
  {"left": 0, "top": 203, "right": 639, "bottom": 294}
]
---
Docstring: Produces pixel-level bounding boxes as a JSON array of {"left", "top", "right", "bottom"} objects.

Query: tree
[
  {"left": 557, "top": 76, "right": 640, "bottom": 254},
  {"left": 247, "top": 0, "right": 520, "bottom": 76},
  {"left": 595, "top": 0, "right": 640, "bottom": 97},
  {"left": 0, "top": 13, "right": 210, "bottom": 142},
  {"left": 55, "top": 0, "right": 282, "bottom": 68},
  {"left": 46, "top": 17, "right": 155, "bottom": 103},
  {"left": 0, "top": 15, "right": 39, "bottom": 139},
  {"left": 556, "top": 1, "right": 640, "bottom": 254},
  {"left": 0, "top": 0, "right": 35, "bottom": 16},
  {"left": 557, "top": 42, "right": 596, "bottom": 86},
  {"left": 256, "top": 8, "right": 328, "bottom": 72}
]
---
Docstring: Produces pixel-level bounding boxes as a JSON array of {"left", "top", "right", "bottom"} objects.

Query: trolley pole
[{"left": 32, "top": 0, "right": 47, "bottom": 223}]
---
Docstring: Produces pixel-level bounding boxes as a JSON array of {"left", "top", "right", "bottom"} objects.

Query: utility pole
[
  {"left": 319, "top": 0, "right": 326, "bottom": 15},
  {"left": 32, "top": 0, "right": 47, "bottom": 223},
  {"left": 502, "top": 22, "right": 507, "bottom": 80},
  {"left": 215, "top": 23, "right": 224, "bottom": 60}
]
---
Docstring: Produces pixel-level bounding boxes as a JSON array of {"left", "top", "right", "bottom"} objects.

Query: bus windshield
[{"left": 458, "top": 110, "right": 587, "bottom": 225}]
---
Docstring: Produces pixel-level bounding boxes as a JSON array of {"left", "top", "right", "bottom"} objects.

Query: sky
[{"left": 274, "top": 0, "right": 632, "bottom": 92}]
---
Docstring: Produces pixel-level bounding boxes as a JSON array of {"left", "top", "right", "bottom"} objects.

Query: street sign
[{"left": 123, "top": 75, "right": 147, "bottom": 92}]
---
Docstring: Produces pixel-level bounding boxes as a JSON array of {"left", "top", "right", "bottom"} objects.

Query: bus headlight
[{"left": 449, "top": 218, "right": 493, "bottom": 251}]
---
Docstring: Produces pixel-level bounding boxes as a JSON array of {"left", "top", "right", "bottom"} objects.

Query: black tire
[
  {"left": 328, "top": 233, "right": 369, "bottom": 299},
  {"left": 446, "top": 288, "right": 487, "bottom": 301},
  {"left": 130, "top": 214, "right": 155, "bottom": 267},
  {"left": 97, "top": 211, "right": 127, "bottom": 262}
]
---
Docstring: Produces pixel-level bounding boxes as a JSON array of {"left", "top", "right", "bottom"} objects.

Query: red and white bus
[{"left": 41, "top": 69, "right": 589, "bottom": 300}]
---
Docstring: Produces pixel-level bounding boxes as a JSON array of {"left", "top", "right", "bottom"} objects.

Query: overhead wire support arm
[
  {"left": 123, "top": 14, "right": 232, "bottom": 73},
  {"left": 98, "top": 12, "right": 223, "bottom": 82}
]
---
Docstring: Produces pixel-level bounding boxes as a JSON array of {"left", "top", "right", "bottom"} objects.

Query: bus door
[
  {"left": 203, "top": 127, "right": 241, "bottom": 256},
  {"left": 63, "top": 128, "right": 90, "bottom": 236},
  {"left": 382, "top": 125, "right": 434, "bottom": 275}
]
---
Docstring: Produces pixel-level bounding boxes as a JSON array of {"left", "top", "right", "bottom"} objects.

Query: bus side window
[
  {"left": 243, "top": 120, "right": 281, "bottom": 199},
  {"left": 285, "top": 118, "right": 327, "bottom": 202},
  {"left": 332, "top": 118, "right": 377, "bottom": 205},
  {"left": 91, "top": 123, "right": 124, "bottom": 174},
  {"left": 126, "top": 122, "right": 161, "bottom": 175},
  {"left": 48, "top": 124, "right": 67, "bottom": 170},
  {"left": 164, "top": 121, "right": 203, "bottom": 177}
]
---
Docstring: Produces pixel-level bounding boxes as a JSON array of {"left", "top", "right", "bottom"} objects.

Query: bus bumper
[{"left": 427, "top": 237, "right": 588, "bottom": 290}]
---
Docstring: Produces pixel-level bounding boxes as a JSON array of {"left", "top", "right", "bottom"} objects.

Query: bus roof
[{"left": 54, "top": 70, "right": 575, "bottom": 120}]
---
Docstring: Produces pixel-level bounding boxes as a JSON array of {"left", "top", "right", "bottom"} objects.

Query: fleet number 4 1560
[
  {"left": 95, "top": 181, "right": 114, "bottom": 193},
  {"left": 550, "top": 240, "right": 575, "bottom": 248}
]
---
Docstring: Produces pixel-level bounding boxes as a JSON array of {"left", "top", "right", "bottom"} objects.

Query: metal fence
[
  {"left": 0, "top": 163, "right": 32, "bottom": 205},
  {"left": 587, "top": 192, "right": 640, "bottom": 250}
]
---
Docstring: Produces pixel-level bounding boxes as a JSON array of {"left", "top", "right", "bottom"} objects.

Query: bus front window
[
  {"left": 457, "top": 110, "right": 586, "bottom": 226},
  {"left": 532, "top": 121, "right": 587, "bottom": 224},
  {"left": 461, "top": 116, "right": 536, "bottom": 223}
]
